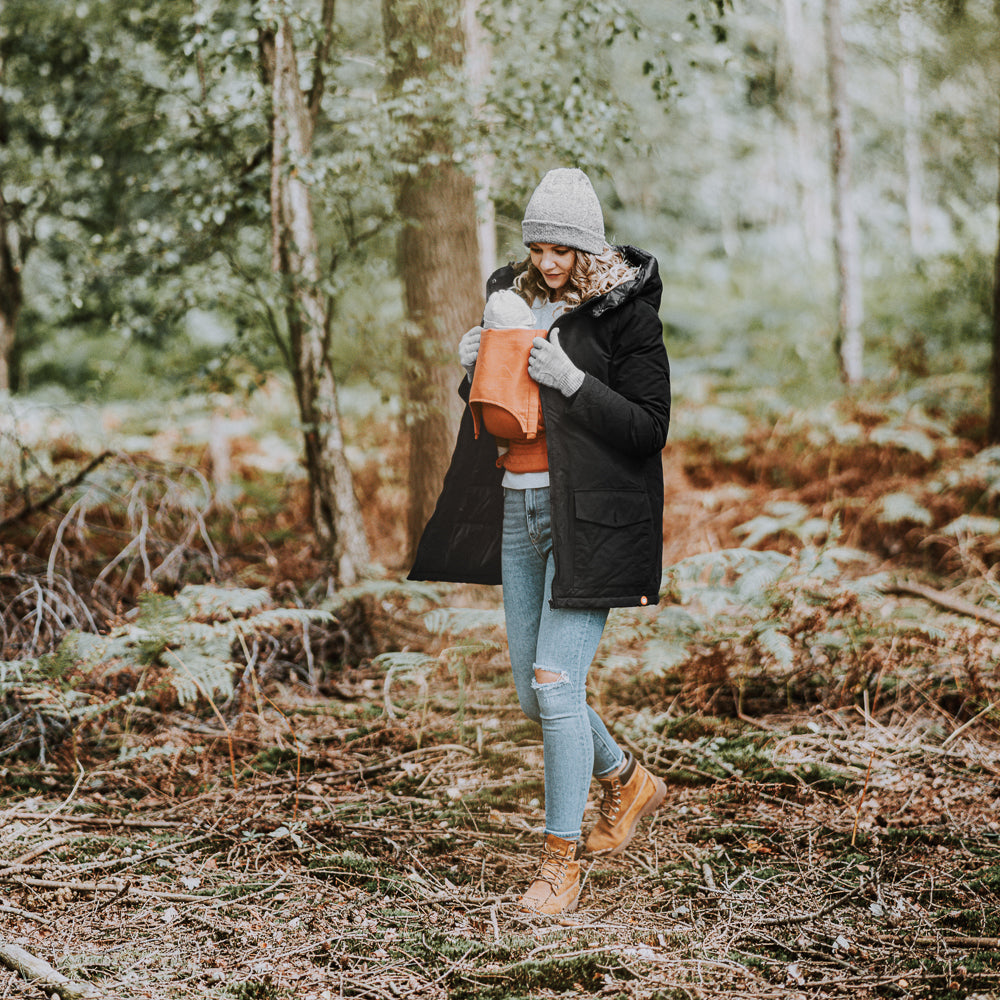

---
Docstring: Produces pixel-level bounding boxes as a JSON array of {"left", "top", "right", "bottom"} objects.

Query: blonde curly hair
[{"left": 512, "top": 244, "right": 638, "bottom": 309}]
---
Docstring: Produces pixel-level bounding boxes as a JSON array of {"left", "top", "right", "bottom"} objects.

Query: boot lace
[
  {"left": 599, "top": 776, "right": 622, "bottom": 822},
  {"left": 533, "top": 845, "right": 571, "bottom": 887}
]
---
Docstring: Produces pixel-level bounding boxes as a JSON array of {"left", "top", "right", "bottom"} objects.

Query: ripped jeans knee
[
  {"left": 531, "top": 667, "right": 569, "bottom": 690},
  {"left": 531, "top": 664, "right": 577, "bottom": 721}
]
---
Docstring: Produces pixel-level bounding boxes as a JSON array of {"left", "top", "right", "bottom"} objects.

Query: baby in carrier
[{"left": 469, "top": 290, "right": 548, "bottom": 472}]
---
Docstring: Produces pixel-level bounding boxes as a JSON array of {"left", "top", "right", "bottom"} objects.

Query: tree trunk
[
  {"left": 899, "top": 2, "right": 928, "bottom": 257},
  {"left": 0, "top": 188, "right": 23, "bottom": 393},
  {"left": 262, "top": 11, "right": 370, "bottom": 585},
  {"left": 382, "top": 0, "right": 484, "bottom": 561},
  {"left": 781, "top": 0, "right": 828, "bottom": 261},
  {"left": 463, "top": 0, "right": 496, "bottom": 283},
  {"left": 988, "top": 103, "right": 1000, "bottom": 443},
  {"left": 824, "top": 0, "right": 864, "bottom": 385}
]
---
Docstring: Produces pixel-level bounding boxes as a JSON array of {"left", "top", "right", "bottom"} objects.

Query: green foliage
[
  {"left": 3, "top": 0, "right": 998, "bottom": 408},
  {"left": 733, "top": 501, "right": 833, "bottom": 548},
  {"left": 308, "top": 848, "right": 402, "bottom": 890},
  {"left": 879, "top": 491, "right": 933, "bottom": 526},
  {"left": 932, "top": 445, "right": 1000, "bottom": 505},
  {"left": 643, "top": 530, "right": 903, "bottom": 695},
  {"left": 230, "top": 977, "right": 295, "bottom": 1000},
  {"left": 392, "top": 927, "right": 635, "bottom": 999},
  {"left": 59, "top": 585, "right": 333, "bottom": 708}
]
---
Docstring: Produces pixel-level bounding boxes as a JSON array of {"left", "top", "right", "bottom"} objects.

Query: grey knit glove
[
  {"left": 459, "top": 326, "right": 482, "bottom": 382},
  {"left": 528, "top": 329, "right": 584, "bottom": 397}
]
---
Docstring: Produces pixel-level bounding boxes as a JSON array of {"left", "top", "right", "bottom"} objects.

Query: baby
[
  {"left": 469, "top": 290, "right": 545, "bottom": 447},
  {"left": 482, "top": 289, "right": 536, "bottom": 330}
]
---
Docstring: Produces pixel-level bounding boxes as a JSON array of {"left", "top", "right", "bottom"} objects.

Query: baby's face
[{"left": 484, "top": 290, "right": 535, "bottom": 329}]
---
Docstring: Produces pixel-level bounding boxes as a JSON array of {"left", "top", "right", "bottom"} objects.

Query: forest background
[{"left": 1, "top": 0, "right": 1000, "bottom": 998}]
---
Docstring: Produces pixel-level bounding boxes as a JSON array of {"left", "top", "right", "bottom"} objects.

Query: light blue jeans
[{"left": 502, "top": 487, "right": 625, "bottom": 840}]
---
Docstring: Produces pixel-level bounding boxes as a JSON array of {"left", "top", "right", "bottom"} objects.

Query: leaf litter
[{"left": 0, "top": 390, "right": 999, "bottom": 998}]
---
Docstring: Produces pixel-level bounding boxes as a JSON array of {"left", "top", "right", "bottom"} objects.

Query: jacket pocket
[
  {"left": 571, "top": 490, "right": 653, "bottom": 592},
  {"left": 574, "top": 490, "right": 649, "bottom": 527}
]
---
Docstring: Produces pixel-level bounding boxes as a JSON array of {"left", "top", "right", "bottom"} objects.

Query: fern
[
  {"left": 941, "top": 515, "right": 1000, "bottom": 537},
  {"left": 795, "top": 544, "right": 871, "bottom": 583},
  {"left": 0, "top": 658, "right": 31, "bottom": 687},
  {"left": 163, "top": 639, "right": 238, "bottom": 707},
  {"left": 753, "top": 622, "right": 794, "bottom": 668},
  {"left": 665, "top": 547, "right": 792, "bottom": 586},
  {"left": 931, "top": 445, "right": 1000, "bottom": 500},
  {"left": 322, "top": 578, "right": 444, "bottom": 614},
  {"left": 869, "top": 424, "right": 938, "bottom": 460},
  {"left": 373, "top": 651, "right": 438, "bottom": 672},
  {"left": 174, "top": 584, "right": 271, "bottom": 620},
  {"left": 53, "top": 585, "right": 334, "bottom": 709},
  {"left": 879, "top": 492, "right": 933, "bottom": 527},
  {"left": 735, "top": 561, "right": 786, "bottom": 602},
  {"left": 423, "top": 607, "right": 505, "bottom": 635},
  {"left": 848, "top": 572, "right": 894, "bottom": 603},
  {"left": 733, "top": 502, "right": 832, "bottom": 548},
  {"left": 639, "top": 638, "right": 694, "bottom": 675},
  {"left": 243, "top": 608, "right": 335, "bottom": 630},
  {"left": 664, "top": 548, "right": 792, "bottom": 608},
  {"left": 653, "top": 541, "right": 886, "bottom": 677},
  {"left": 655, "top": 606, "right": 703, "bottom": 636}
]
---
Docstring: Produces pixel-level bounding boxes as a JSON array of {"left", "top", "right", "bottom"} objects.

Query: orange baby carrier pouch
[{"left": 469, "top": 327, "right": 547, "bottom": 442}]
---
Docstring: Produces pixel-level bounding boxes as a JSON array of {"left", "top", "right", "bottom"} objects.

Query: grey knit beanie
[{"left": 521, "top": 168, "right": 606, "bottom": 254}]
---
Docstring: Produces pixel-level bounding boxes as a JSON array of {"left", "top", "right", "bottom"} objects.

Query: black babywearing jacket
[{"left": 408, "top": 245, "right": 671, "bottom": 610}]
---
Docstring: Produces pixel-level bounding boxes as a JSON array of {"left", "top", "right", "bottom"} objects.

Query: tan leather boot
[
  {"left": 584, "top": 759, "right": 666, "bottom": 856},
  {"left": 518, "top": 833, "right": 581, "bottom": 915}
]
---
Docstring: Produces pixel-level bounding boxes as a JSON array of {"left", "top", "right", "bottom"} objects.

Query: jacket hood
[
  {"left": 487, "top": 244, "right": 662, "bottom": 320},
  {"left": 595, "top": 245, "right": 662, "bottom": 318}
]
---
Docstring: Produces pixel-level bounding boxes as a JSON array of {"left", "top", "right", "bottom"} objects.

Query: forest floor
[{"left": 1, "top": 380, "right": 999, "bottom": 1000}]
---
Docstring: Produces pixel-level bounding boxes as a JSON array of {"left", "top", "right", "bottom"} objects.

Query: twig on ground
[
  {"left": 888, "top": 577, "right": 1000, "bottom": 627},
  {"left": 0, "top": 938, "right": 101, "bottom": 999},
  {"left": 9, "top": 835, "right": 73, "bottom": 865},
  {"left": 0, "top": 451, "right": 114, "bottom": 532},
  {"left": 0, "top": 903, "right": 47, "bottom": 923},
  {"left": 0, "top": 811, "right": 189, "bottom": 830},
  {"left": 2, "top": 876, "right": 213, "bottom": 903}
]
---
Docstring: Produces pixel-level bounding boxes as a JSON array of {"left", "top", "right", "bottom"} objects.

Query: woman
[{"left": 409, "top": 167, "right": 670, "bottom": 915}]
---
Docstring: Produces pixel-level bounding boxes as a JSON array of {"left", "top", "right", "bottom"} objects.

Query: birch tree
[
  {"left": 989, "top": 109, "right": 1000, "bottom": 443},
  {"left": 259, "top": 2, "right": 370, "bottom": 585},
  {"left": 899, "top": 0, "right": 928, "bottom": 257},
  {"left": 781, "top": 0, "right": 828, "bottom": 261},
  {"left": 824, "top": 0, "right": 864, "bottom": 384},
  {"left": 464, "top": 0, "right": 497, "bottom": 285}
]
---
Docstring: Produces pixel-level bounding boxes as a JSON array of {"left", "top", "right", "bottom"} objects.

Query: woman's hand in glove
[
  {"left": 528, "top": 329, "right": 584, "bottom": 397},
  {"left": 459, "top": 326, "right": 483, "bottom": 381}
]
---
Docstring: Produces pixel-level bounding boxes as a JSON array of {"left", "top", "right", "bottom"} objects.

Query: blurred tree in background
[
  {"left": 382, "top": 0, "right": 484, "bottom": 561},
  {"left": 0, "top": 1, "right": 192, "bottom": 392}
]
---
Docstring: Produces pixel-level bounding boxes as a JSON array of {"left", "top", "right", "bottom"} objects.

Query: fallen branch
[
  {"left": 2, "top": 876, "right": 212, "bottom": 903},
  {"left": 0, "top": 939, "right": 101, "bottom": 999},
  {"left": 754, "top": 893, "right": 851, "bottom": 928},
  {"left": 0, "top": 903, "right": 47, "bottom": 924},
  {"left": 0, "top": 811, "right": 186, "bottom": 830},
  {"left": 0, "top": 450, "right": 114, "bottom": 531},
  {"left": 909, "top": 935, "right": 1000, "bottom": 949},
  {"left": 887, "top": 578, "right": 1000, "bottom": 628},
  {"left": 11, "top": 835, "right": 73, "bottom": 865}
]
